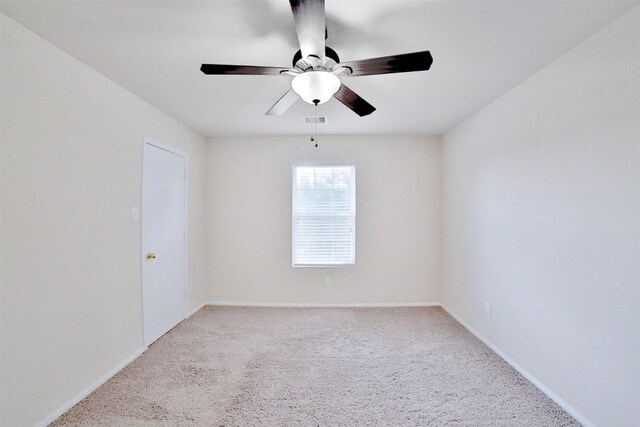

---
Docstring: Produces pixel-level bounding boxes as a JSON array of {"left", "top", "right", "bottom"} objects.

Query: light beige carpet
[{"left": 53, "top": 306, "right": 578, "bottom": 426}]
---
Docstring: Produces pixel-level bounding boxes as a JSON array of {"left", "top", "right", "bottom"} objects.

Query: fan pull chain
[{"left": 311, "top": 100, "right": 319, "bottom": 148}]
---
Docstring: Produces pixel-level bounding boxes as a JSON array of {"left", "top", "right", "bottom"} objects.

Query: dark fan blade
[
  {"left": 200, "top": 64, "right": 287, "bottom": 76},
  {"left": 334, "top": 84, "right": 375, "bottom": 117},
  {"left": 265, "top": 90, "right": 299, "bottom": 116},
  {"left": 289, "top": 0, "right": 326, "bottom": 62},
  {"left": 338, "top": 51, "right": 433, "bottom": 76}
]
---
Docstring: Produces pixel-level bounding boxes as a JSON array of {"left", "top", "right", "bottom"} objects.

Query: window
[{"left": 292, "top": 164, "right": 356, "bottom": 267}]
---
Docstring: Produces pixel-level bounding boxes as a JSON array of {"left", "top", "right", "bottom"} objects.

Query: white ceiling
[{"left": 1, "top": 0, "right": 636, "bottom": 137}]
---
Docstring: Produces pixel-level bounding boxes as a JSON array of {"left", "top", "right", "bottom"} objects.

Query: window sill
[{"left": 292, "top": 263, "right": 356, "bottom": 268}]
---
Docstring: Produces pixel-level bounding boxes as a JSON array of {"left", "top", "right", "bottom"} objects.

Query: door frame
[{"left": 141, "top": 136, "right": 189, "bottom": 346}]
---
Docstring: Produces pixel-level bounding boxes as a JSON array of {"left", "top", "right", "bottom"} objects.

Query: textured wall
[
  {"left": 1, "top": 15, "right": 208, "bottom": 426},
  {"left": 206, "top": 135, "right": 442, "bottom": 305},
  {"left": 442, "top": 8, "right": 640, "bottom": 426}
]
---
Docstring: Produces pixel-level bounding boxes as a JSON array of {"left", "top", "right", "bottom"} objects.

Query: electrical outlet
[
  {"left": 484, "top": 302, "right": 492, "bottom": 316},
  {"left": 324, "top": 277, "right": 332, "bottom": 287}
]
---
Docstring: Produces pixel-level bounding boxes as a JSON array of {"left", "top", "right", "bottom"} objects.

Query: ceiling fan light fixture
[{"left": 291, "top": 71, "right": 341, "bottom": 105}]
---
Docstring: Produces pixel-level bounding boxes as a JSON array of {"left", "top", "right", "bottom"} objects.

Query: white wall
[
  {"left": 4, "top": 3, "right": 638, "bottom": 426},
  {"left": 206, "top": 135, "right": 441, "bottom": 304},
  {"left": 442, "top": 7, "right": 640, "bottom": 427},
  {"left": 0, "top": 15, "right": 208, "bottom": 427}
]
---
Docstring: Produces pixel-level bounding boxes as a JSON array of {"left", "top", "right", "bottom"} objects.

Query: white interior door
[{"left": 142, "top": 140, "right": 187, "bottom": 346}]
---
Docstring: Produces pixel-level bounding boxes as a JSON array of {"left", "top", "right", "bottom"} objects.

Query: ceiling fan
[{"left": 200, "top": 0, "right": 433, "bottom": 117}]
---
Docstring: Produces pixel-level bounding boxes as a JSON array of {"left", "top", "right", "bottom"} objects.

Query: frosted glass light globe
[{"left": 291, "top": 71, "right": 341, "bottom": 105}]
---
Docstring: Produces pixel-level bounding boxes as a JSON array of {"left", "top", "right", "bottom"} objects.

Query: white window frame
[{"left": 291, "top": 162, "right": 356, "bottom": 268}]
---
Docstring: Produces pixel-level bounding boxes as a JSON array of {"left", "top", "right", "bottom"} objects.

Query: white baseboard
[
  {"left": 37, "top": 303, "right": 591, "bottom": 427},
  {"left": 439, "top": 304, "right": 595, "bottom": 427},
  {"left": 186, "top": 301, "right": 207, "bottom": 318},
  {"left": 39, "top": 301, "right": 207, "bottom": 425},
  {"left": 204, "top": 301, "right": 440, "bottom": 308},
  {"left": 37, "top": 346, "right": 147, "bottom": 427}
]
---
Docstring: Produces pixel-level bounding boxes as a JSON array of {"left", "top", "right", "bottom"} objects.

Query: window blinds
[{"left": 292, "top": 165, "right": 356, "bottom": 266}]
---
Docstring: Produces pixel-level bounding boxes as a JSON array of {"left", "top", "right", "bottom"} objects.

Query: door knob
[{"left": 146, "top": 252, "right": 157, "bottom": 259}]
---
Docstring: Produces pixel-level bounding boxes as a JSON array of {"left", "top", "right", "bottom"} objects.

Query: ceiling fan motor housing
[{"left": 293, "top": 46, "right": 340, "bottom": 71}]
